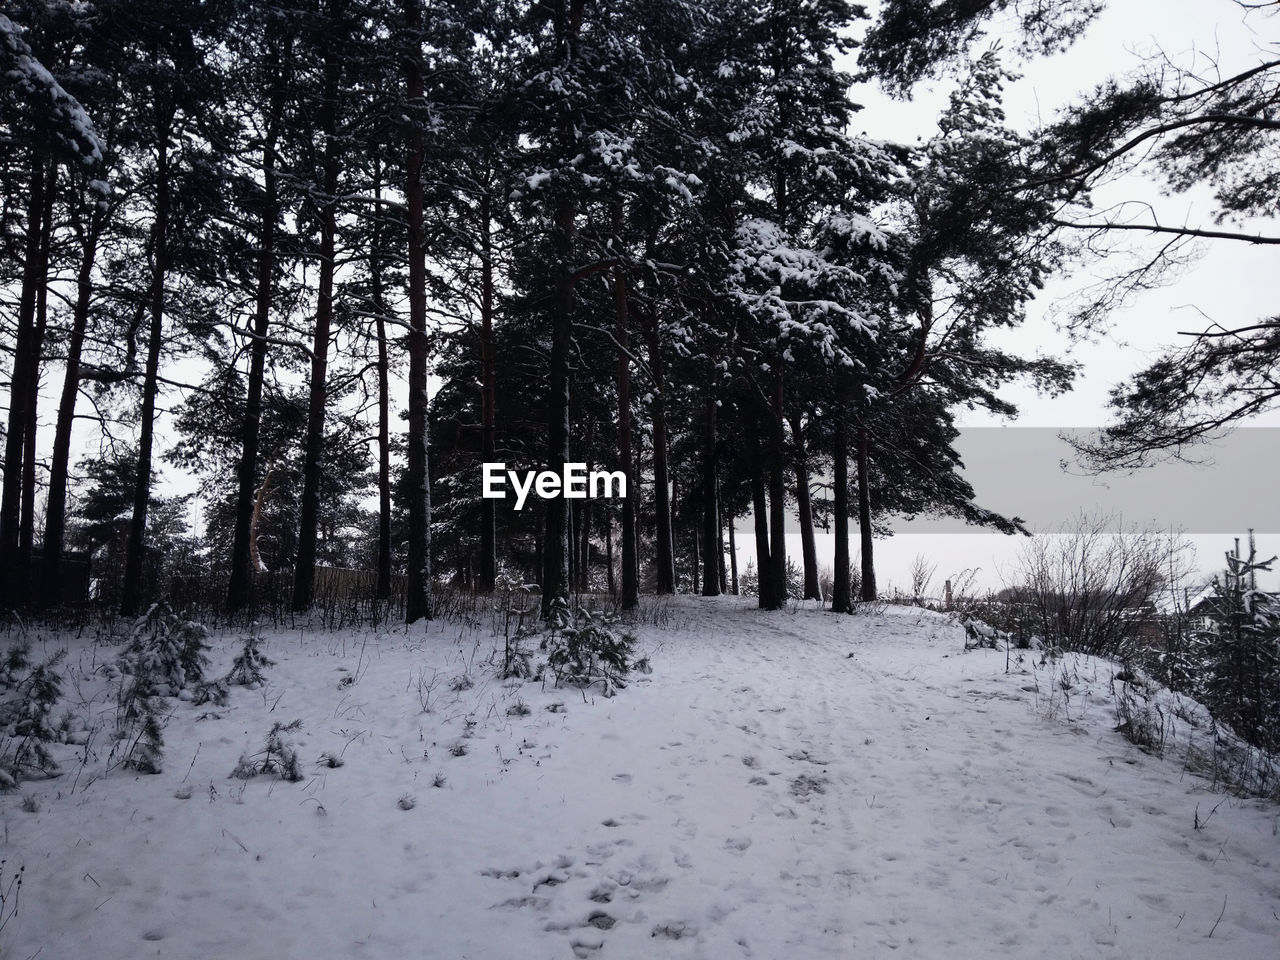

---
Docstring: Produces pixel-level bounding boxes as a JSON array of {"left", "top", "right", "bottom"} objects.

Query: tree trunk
[
  {"left": 373, "top": 179, "right": 393, "bottom": 601},
  {"left": 19, "top": 163, "right": 56, "bottom": 584},
  {"left": 728, "top": 511, "right": 739, "bottom": 595},
  {"left": 250, "top": 464, "right": 274, "bottom": 575},
  {"left": 44, "top": 188, "right": 105, "bottom": 605},
  {"left": 691, "top": 510, "right": 700, "bottom": 594},
  {"left": 718, "top": 502, "right": 728, "bottom": 593},
  {"left": 0, "top": 155, "right": 47, "bottom": 609},
  {"left": 605, "top": 510, "right": 615, "bottom": 595},
  {"left": 542, "top": 196, "right": 573, "bottom": 619},
  {"left": 402, "top": 0, "right": 432, "bottom": 623},
  {"left": 229, "top": 65, "right": 284, "bottom": 613},
  {"left": 857, "top": 426, "right": 876, "bottom": 601},
  {"left": 121, "top": 117, "right": 173, "bottom": 617},
  {"left": 750, "top": 430, "right": 773, "bottom": 608},
  {"left": 478, "top": 190, "right": 497, "bottom": 592},
  {"left": 291, "top": 39, "right": 341, "bottom": 613},
  {"left": 645, "top": 308, "right": 675, "bottom": 593},
  {"left": 791, "top": 414, "right": 821, "bottom": 600},
  {"left": 567, "top": 499, "right": 577, "bottom": 593},
  {"left": 831, "top": 409, "right": 852, "bottom": 613},
  {"left": 701, "top": 390, "right": 720, "bottom": 596},
  {"left": 578, "top": 496, "right": 592, "bottom": 592},
  {"left": 540, "top": 0, "right": 583, "bottom": 621},
  {"left": 613, "top": 225, "right": 638, "bottom": 609},
  {"left": 765, "top": 365, "right": 788, "bottom": 610}
]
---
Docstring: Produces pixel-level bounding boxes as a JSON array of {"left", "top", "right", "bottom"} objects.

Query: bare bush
[
  {"left": 908, "top": 554, "right": 937, "bottom": 607},
  {"left": 1007, "top": 513, "right": 1193, "bottom": 658}
]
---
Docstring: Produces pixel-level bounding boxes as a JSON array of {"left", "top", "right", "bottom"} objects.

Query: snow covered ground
[{"left": 3, "top": 596, "right": 1278, "bottom": 959}]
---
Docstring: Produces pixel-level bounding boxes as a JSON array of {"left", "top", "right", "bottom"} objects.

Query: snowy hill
[{"left": 3, "top": 597, "right": 1278, "bottom": 959}]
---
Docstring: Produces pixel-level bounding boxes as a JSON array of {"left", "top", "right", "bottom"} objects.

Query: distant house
[{"left": 1185, "top": 589, "right": 1278, "bottom": 635}]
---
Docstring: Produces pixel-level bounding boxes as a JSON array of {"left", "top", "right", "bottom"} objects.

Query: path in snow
[
  {"left": 4, "top": 597, "right": 1279, "bottom": 959},
  {"left": 470, "top": 599, "right": 1280, "bottom": 959}
]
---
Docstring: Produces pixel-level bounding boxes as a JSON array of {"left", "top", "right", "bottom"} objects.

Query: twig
[
  {"left": 221, "top": 829, "right": 249, "bottom": 853},
  {"left": 1207, "top": 894, "right": 1227, "bottom": 938},
  {"left": 181, "top": 742, "right": 202, "bottom": 783}
]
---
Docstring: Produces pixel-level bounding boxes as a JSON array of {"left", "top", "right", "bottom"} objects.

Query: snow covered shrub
[
  {"left": 543, "top": 609, "right": 635, "bottom": 695},
  {"left": 113, "top": 673, "right": 167, "bottom": 774},
  {"left": 961, "top": 617, "right": 1002, "bottom": 650},
  {"left": 501, "top": 636, "right": 536, "bottom": 680},
  {"left": 227, "top": 627, "right": 275, "bottom": 688},
  {"left": 0, "top": 643, "right": 66, "bottom": 787},
  {"left": 107, "top": 605, "right": 209, "bottom": 774},
  {"left": 231, "top": 719, "right": 304, "bottom": 782},
  {"left": 191, "top": 676, "right": 229, "bottom": 707},
  {"left": 119, "top": 603, "right": 211, "bottom": 697},
  {"left": 450, "top": 673, "right": 474, "bottom": 693}
]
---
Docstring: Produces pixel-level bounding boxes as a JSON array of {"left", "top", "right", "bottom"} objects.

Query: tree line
[{"left": 3, "top": 0, "right": 1276, "bottom": 624}]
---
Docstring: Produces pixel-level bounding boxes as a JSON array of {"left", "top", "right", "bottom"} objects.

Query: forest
[{"left": 3, "top": 0, "right": 1278, "bottom": 626}]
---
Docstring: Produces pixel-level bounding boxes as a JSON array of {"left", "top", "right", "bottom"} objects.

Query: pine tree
[{"left": 1193, "top": 534, "right": 1280, "bottom": 752}]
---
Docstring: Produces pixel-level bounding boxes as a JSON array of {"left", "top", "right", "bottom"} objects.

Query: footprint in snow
[
  {"left": 570, "top": 934, "right": 603, "bottom": 957},
  {"left": 723, "top": 836, "right": 752, "bottom": 855}
]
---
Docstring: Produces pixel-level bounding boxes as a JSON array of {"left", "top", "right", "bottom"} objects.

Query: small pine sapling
[
  {"left": 113, "top": 670, "right": 167, "bottom": 774},
  {"left": 0, "top": 644, "right": 67, "bottom": 786},
  {"left": 543, "top": 609, "right": 636, "bottom": 696},
  {"left": 191, "top": 676, "right": 229, "bottom": 707},
  {"left": 120, "top": 603, "right": 211, "bottom": 697},
  {"left": 227, "top": 627, "right": 275, "bottom": 688},
  {"left": 231, "top": 719, "right": 305, "bottom": 782},
  {"left": 194, "top": 627, "right": 276, "bottom": 707}
]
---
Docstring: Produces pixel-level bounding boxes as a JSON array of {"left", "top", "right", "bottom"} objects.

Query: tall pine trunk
[
  {"left": 728, "top": 511, "right": 739, "bottom": 595},
  {"left": 402, "top": 0, "right": 433, "bottom": 623},
  {"left": 372, "top": 170, "right": 393, "bottom": 601},
  {"left": 44, "top": 191, "right": 104, "bottom": 604},
  {"left": 228, "top": 65, "right": 284, "bottom": 613},
  {"left": 701, "top": 390, "right": 720, "bottom": 596},
  {"left": 291, "top": 38, "right": 341, "bottom": 613},
  {"left": 0, "top": 154, "right": 47, "bottom": 609},
  {"left": 613, "top": 226, "right": 638, "bottom": 609},
  {"left": 542, "top": 194, "right": 573, "bottom": 619},
  {"left": 750, "top": 430, "right": 773, "bottom": 608},
  {"left": 121, "top": 114, "right": 173, "bottom": 616},
  {"left": 18, "top": 163, "right": 56, "bottom": 585},
  {"left": 830, "top": 407, "right": 852, "bottom": 613},
  {"left": 478, "top": 191, "right": 497, "bottom": 592},
  {"left": 791, "top": 414, "right": 821, "bottom": 600},
  {"left": 540, "top": 0, "right": 585, "bottom": 621},
  {"left": 645, "top": 307, "right": 675, "bottom": 593},
  {"left": 857, "top": 426, "right": 876, "bottom": 601},
  {"left": 765, "top": 364, "right": 788, "bottom": 610}
]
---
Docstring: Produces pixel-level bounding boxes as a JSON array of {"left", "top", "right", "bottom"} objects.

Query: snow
[
  {"left": 3, "top": 598, "right": 1279, "bottom": 958},
  {"left": 1, "top": 13, "right": 103, "bottom": 166}
]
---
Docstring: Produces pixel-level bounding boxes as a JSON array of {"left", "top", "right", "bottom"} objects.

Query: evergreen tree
[{"left": 1193, "top": 535, "right": 1280, "bottom": 753}]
